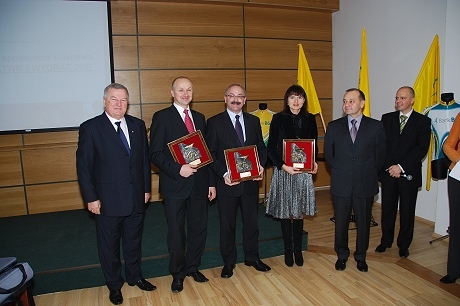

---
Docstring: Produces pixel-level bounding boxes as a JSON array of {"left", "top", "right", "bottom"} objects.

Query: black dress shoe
[
  {"left": 375, "top": 244, "right": 391, "bottom": 253},
  {"left": 109, "top": 289, "right": 123, "bottom": 305},
  {"left": 244, "top": 259, "right": 271, "bottom": 272},
  {"left": 127, "top": 278, "right": 156, "bottom": 291},
  {"left": 171, "top": 278, "right": 184, "bottom": 293},
  {"left": 356, "top": 260, "right": 368, "bottom": 272},
  {"left": 399, "top": 248, "right": 409, "bottom": 258},
  {"left": 440, "top": 275, "right": 458, "bottom": 284},
  {"left": 187, "top": 271, "right": 209, "bottom": 282},
  {"left": 335, "top": 259, "right": 347, "bottom": 271},
  {"left": 221, "top": 264, "right": 235, "bottom": 278}
]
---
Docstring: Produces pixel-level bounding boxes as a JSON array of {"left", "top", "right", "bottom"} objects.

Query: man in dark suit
[
  {"left": 76, "top": 83, "right": 155, "bottom": 305},
  {"left": 375, "top": 86, "right": 431, "bottom": 258},
  {"left": 149, "top": 77, "right": 216, "bottom": 293},
  {"left": 206, "top": 83, "right": 270, "bottom": 278},
  {"left": 324, "top": 88, "right": 386, "bottom": 272}
]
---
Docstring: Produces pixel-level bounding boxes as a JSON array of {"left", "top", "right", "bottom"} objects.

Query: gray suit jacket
[{"left": 324, "top": 115, "right": 386, "bottom": 198}]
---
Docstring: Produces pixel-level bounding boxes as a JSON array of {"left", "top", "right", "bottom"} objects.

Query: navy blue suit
[{"left": 76, "top": 112, "right": 151, "bottom": 290}]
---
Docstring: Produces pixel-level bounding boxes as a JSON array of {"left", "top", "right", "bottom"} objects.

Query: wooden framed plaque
[
  {"left": 282, "top": 139, "right": 315, "bottom": 171},
  {"left": 224, "top": 145, "right": 261, "bottom": 183},
  {"left": 167, "top": 130, "right": 212, "bottom": 169}
]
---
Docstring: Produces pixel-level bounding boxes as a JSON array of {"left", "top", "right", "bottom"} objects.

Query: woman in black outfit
[{"left": 266, "top": 85, "right": 318, "bottom": 267}]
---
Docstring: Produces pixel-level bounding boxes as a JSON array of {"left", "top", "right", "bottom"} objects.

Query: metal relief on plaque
[
  {"left": 179, "top": 143, "right": 201, "bottom": 164},
  {"left": 234, "top": 152, "right": 253, "bottom": 173},
  {"left": 291, "top": 143, "right": 306, "bottom": 163}
]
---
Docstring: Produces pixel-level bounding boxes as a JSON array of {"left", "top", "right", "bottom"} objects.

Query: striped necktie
[{"left": 400, "top": 115, "right": 407, "bottom": 133}]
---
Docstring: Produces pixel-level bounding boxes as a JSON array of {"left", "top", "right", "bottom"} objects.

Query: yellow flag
[
  {"left": 413, "top": 35, "right": 440, "bottom": 113},
  {"left": 297, "top": 44, "right": 321, "bottom": 114},
  {"left": 413, "top": 35, "right": 440, "bottom": 190},
  {"left": 358, "top": 28, "right": 370, "bottom": 117}
]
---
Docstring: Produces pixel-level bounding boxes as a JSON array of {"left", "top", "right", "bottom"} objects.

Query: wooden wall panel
[
  {"left": 246, "top": 39, "right": 332, "bottom": 69},
  {"left": 0, "top": 187, "right": 27, "bottom": 217},
  {"left": 23, "top": 131, "right": 78, "bottom": 146},
  {"left": 150, "top": 173, "right": 160, "bottom": 201},
  {"left": 0, "top": 1, "right": 335, "bottom": 217},
  {"left": 22, "top": 146, "right": 77, "bottom": 184},
  {"left": 112, "top": 36, "right": 138, "bottom": 70},
  {"left": 137, "top": 2, "right": 244, "bottom": 36},
  {"left": 246, "top": 70, "right": 332, "bottom": 100},
  {"left": 27, "top": 182, "right": 84, "bottom": 214},
  {"left": 140, "top": 70, "right": 245, "bottom": 103},
  {"left": 0, "top": 134, "right": 22, "bottom": 148},
  {"left": 249, "top": 0, "right": 339, "bottom": 11},
  {"left": 0, "top": 151, "right": 23, "bottom": 187},
  {"left": 115, "top": 71, "right": 140, "bottom": 103},
  {"left": 245, "top": 7, "right": 332, "bottom": 40},
  {"left": 139, "top": 37, "right": 245, "bottom": 69},
  {"left": 111, "top": 1, "right": 137, "bottom": 35}
]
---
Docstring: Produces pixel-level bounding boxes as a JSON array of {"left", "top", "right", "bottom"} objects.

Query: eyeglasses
[
  {"left": 288, "top": 95, "right": 305, "bottom": 100},
  {"left": 226, "top": 94, "right": 246, "bottom": 100}
]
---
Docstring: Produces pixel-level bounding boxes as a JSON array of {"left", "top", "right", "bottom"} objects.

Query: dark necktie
[
  {"left": 115, "top": 121, "right": 130, "bottom": 155},
  {"left": 235, "top": 115, "right": 245, "bottom": 146},
  {"left": 350, "top": 119, "right": 357, "bottom": 143},
  {"left": 400, "top": 115, "right": 407, "bottom": 133},
  {"left": 183, "top": 109, "right": 195, "bottom": 134}
]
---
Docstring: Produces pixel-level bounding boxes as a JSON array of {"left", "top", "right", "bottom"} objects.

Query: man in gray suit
[
  {"left": 76, "top": 83, "right": 155, "bottom": 305},
  {"left": 324, "top": 88, "right": 386, "bottom": 273}
]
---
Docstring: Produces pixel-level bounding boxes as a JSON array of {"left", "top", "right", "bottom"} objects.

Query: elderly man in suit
[
  {"left": 375, "top": 86, "right": 431, "bottom": 258},
  {"left": 149, "top": 76, "right": 216, "bottom": 293},
  {"left": 76, "top": 83, "right": 155, "bottom": 305},
  {"left": 324, "top": 88, "right": 386, "bottom": 272},
  {"left": 206, "top": 83, "right": 270, "bottom": 279}
]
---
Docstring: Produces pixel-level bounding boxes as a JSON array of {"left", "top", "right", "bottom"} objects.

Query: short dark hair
[
  {"left": 282, "top": 85, "right": 308, "bottom": 116},
  {"left": 345, "top": 88, "right": 366, "bottom": 101}
]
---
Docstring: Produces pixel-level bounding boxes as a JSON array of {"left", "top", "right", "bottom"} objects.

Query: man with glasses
[{"left": 206, "top": 83, "right": 270, "bottom": 278}]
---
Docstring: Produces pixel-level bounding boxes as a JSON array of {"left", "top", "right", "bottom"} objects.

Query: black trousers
[
  {"left": 333, "top": 194, "right": 373, "bottom": 261},
  {"left": 95, "top": 211, "right": 144, "bottom": 290},
  {"left": 447, "top": 176, "right": 460, "bottom": 278},
  {"left": 163, "top": 196, "right": 208, "bottom": 279},
  {"left": 218, "top": 192, "right": 260, "bottom": 265},
  {"left": 380, "top": 180, "right": 418, "bottom": 250}
]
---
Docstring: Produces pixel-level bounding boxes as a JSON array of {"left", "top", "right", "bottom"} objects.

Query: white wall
[{"left": 332, "top": 0, "right": 458, "bottom": 232}]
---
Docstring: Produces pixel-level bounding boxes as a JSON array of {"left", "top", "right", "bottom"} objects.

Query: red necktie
[{"left": 184, "top": 109, "right": 195, "bottom": 133}]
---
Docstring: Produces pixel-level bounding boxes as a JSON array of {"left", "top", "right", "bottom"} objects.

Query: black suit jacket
[
  {"left": 206, "top": 111, "right": 267, "bottom": 197},
  {"left": 378, "top": 110, "right": 431, "bottom": 188},
  {"left": 324, "top": 115, "right": 386, "bottom": 198},
  {"left": 149, "top": 105, "right": 212, "bottom": 199},
  {"left": 267, "top": 112, "right": 318, "bottom": 170},
  {"left": 76, "top": 113, "right": 151, "bottom": 216}
]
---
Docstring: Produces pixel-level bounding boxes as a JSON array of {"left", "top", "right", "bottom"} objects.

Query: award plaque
[
  {"left": 167, "top": 130, "right": 212, "bottom": 169},
  {"left": 224, "top": 145, "right": 261, "bottom": 182},
  {"left": 282, "top": 139, "right": 315, "bottom": 171}
]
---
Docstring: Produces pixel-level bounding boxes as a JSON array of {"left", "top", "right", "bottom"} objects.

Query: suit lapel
[
  {"left": 169, "top": 105, "right": 190, "bottom": 135},
  {"left": 223, "top": 111, "right": 242, "bottom": 146},
  {"left": 100, "top": 114, "right": 127, "bottom": 153}
]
